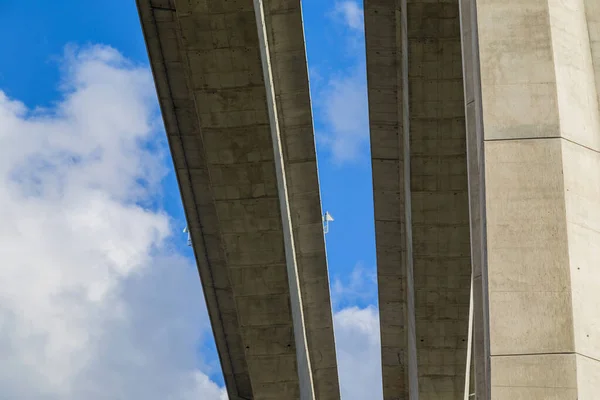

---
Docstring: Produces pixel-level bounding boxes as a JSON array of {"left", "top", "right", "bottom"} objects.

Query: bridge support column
[{"left": 460, "top": 0, "right": 600, "bottom": 398}]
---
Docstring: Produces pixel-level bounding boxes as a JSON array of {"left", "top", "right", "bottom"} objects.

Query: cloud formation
[
  {"left": 330, "top": 263, "right": 382, "bottom": 400},
  {"left": 0, "top": 45, "right": 225, "bottom": 399},
  {"left": 334, "top": 306, "right": 383, "bottom": 399},
  {"left": 316, "top": 2, "right": 369, "bottom": 164},
  {"left": 334, "top": 1, "right": 364, "bottom": 32},
  {"left": 317, "top": 66, "right": 370, "bottom": 164},
  {"left": 332, "top": 262, "right": 378, "bottom": 310},
  {"left": 0, "top": 42, "right": 382, "bottom": 400}
]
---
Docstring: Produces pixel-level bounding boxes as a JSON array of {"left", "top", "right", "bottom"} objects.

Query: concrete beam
[
  {"left": 252, "top": 0, "right": 314, "bottom": 397},
  {"left": 259, "top": 0, "right": 341, "bottom": 398},
  {"left": 365, "top": 1, "right": 472, "bottom": 399},
  {"left": 136, "top": 0, "right": 339, "bottom": 399}
]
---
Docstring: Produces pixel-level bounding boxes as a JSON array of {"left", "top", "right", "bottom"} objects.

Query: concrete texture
[
  {"left": 365, "top": 1, "right": 472, "bottom": 399},
  {"left": 136, "top": 1, "right": 339, "bottom": 399},
  {"left": 137, "top": 0, "right": 600, "bottom": 397},
  {"left": 491, "top": 354, "right": 578, "bottom": 400},
  {"left": 459, "top": 0, "right": 600, "bottom": 398},
  {"left": 458, "top": 0, "right": 490, "bottom": 396},
  {"left": 367, "top": 0, "right": 600, "bottom": 398}
]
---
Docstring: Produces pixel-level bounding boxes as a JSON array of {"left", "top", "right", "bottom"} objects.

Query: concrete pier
[{"left": 460, "top": 0, "right": 600, "bottom": 398}]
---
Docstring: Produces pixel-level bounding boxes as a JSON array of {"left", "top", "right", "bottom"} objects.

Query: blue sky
[{"left": 0, "top": 1, "right": 380, "bottom": 398}]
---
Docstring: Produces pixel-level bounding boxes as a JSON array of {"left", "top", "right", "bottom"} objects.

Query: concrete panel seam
[
  {"left": 486, "top": 135, "right": 600, "bottom": 154},
  {"left": 492, "top": 352, "right": 600, "bottom": 364},
  {"left": 149, "top": 6, "right": 175, "bottom": 11}
]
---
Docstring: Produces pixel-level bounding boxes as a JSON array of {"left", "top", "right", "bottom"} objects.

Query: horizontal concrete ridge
[
  {"left": 365, "top": 0, "right": 472, "bottom": 399},
  {"left": 136, "top": 0, "right": 339, "bottom": 399}
]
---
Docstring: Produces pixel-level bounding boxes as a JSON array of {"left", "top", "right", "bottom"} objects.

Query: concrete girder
[
  {"left": 365, "top": 1, "right": 473, "bottom": 399},
  {"left": 136, "top": 0, "right": 340, "bottom": 399}
]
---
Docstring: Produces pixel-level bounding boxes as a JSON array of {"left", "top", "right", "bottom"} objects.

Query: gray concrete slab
[
  {"left": 365, "top": 1, "right": 472, "bottom": 399},
  {"left": 364, "top": 1, "right": 410, "bottom": 397},
  {"left": 261, "top": 1, "right": 340, "bottom": 398},
  {"left": 136, "top": 1, "right": 339, "bottom": 399}
]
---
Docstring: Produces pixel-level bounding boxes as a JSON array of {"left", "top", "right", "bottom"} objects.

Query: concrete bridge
[{"left": 137, "top": 0, "right": 600, "bottom": 399}]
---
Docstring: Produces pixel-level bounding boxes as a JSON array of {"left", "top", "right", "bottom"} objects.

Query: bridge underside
[
  {"left": 366, "top": 0, "right": 600, "bottom": 399},
  {"left": 138, "top": 0, "right": 600, "bottom": 398},
  {"left": 365, "top": 1, "right": 471, "bottom": 398},
  {"left": 137, "top": 1, "right": 339, "bottom": 399}
]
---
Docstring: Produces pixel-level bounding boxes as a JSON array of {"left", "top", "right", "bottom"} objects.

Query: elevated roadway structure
[
  {"left": 136, "top": 1, "right": 340, "bottom": 399},
  {"left": 365, "top": 1, "right": 471, "bottom": 399},
  {"left": 365, "top": 0, "right": 600, "bottom": 399}
]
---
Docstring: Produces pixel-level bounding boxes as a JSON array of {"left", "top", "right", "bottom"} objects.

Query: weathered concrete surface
[
  {"left": 460, "top": 0, "right": 600, "bottom": 398},
  {"left": 136, "top": 1, "right": 339, "bottom": 399},
  {"left": 365, "top": 1, "right": 472, "bottom": 399},
  {"left": 458, "top": 0, "right": 490, "bottom": 395}
]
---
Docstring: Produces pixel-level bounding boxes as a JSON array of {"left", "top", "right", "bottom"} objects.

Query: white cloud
[
  {"left": 331, "top": 263, "right": 382, "bottom": 399},
  {"left": 315, "top": 2, "right": 368, "bottom": 163},
  {"left": 332, "top": 263, "right": 378, "bottom": 310},
  {"left": 0, "top": 42, "right": 383, "bottom": 400},
  {"left": 0, "top": 45, "right": 226, "bottom": 399},
  {"left": 334, "top": 1, "right": 364, "bottom": 32},
  {"left": 317, "top": 66, "right": 370, "bottom": 164},
  {"left": 334, "top": 306, "right": 383, "bottom": 400}
]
